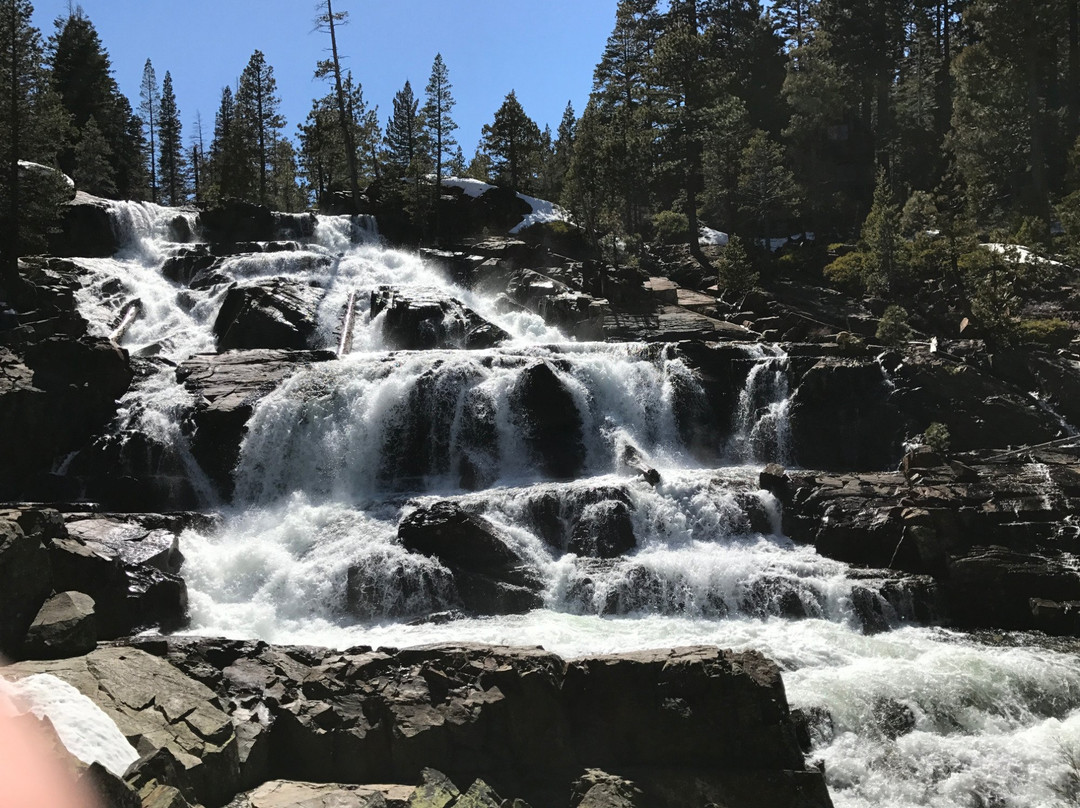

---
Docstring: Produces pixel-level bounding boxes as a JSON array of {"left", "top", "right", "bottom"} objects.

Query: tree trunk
[
  {"left": 327, "top": 0, "right": 361, "bottom": 212},
  {"left": 4, "top": 0, "right": 21, "bottom": 289}
]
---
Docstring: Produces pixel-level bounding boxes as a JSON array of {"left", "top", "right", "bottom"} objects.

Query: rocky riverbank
[{"left": 5, "top": 191, "right": 1080, "bottom": 807}]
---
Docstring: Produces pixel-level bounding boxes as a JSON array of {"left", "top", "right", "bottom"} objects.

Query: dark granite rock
[{"left": 23, "top": 591, "right": 97, "bottom": 659}]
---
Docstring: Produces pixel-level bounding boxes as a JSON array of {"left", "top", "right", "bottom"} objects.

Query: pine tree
[
  {"left": 737, "top": 129, "right": 800, "bottom": 243},
  {"left": 314, "top": 0, "right": 361, "bottom": 209},
  {"left": 190, "top": 110, "right": 205, "bottom": 203},
  {"left": 157, "top": 71, "right": 185, "bottom": 206},
  {"left": 236, "top": 50, "right": 284, "bottom": 207},
  {"left": 548, "top": 101, "right": 576, "bottom": 199},
  {"left": 481, "top": 90, "right": 542, "bottom": 193},
  {"left": 208, "top": 84, "right": 252, "bottom": 200},
  {"left": 139, "top": 59, "right": 159, "bottom": 203},
  {"left": 447, "top": 144, "right": 466, "bottom": 177},
  {"left": 421, "top": 53, "right": 457, "bottom": 182},
  {"left": 861, "top": 167, "right": 903, "bottom": 294},
  {"left": 74, "top": 114, "right": 114, "bottom": 196},
  {"left": 1, "top": 0, "right": 68, "bottom": 283},
  {"left": 384, "top": 80, "right": 423, "bottom": 176},
  {"left": 48, "top": 8, "right": 142, "bottom": 198},
  {"left": 269, "top": 137, "right": 302, "bottom": 211}
]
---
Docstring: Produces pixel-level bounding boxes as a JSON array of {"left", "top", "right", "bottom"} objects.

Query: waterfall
[
  {"left": 729, "top": 344, "right": 791, "bottom": 464},
  {"left": 62, "top": 203, "right": 1080, "bottom": 808}
]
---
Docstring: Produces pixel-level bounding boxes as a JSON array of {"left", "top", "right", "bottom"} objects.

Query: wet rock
[
  {"left": 791, "top": 706, "right": 836, "bottom": 754},
  {"left": 214, "top": 278, "right": 326, "bottom": 351},
  {"left": 370, "top": 286, "right": 509, "bottom": 351},
  {"left": 603, "top": 306, "right": 753, "bottom": 342},
  {"left": 23, "top": 591, "right": 97, "bottom": 659},
  {"left": 161, "top": 246, "right": 219, "bottom": 285},
  {"left": 398, "top": 502, "right": 542, "bottom": 615},
  {"left": 0, "top": 517, "right": 52, "bottom": 658},
  {"left": 200, "top": 200, "right": 276, "bottom": 243},
  {"left": 872, "top": 698, "right": 916, "bottom": 740},
  {"left": 789, "top": 358, "right": 904, "bottom": 470},
  {"left": 55, "top": 191, "right": 118, "bottom": 257},
  {"left": 568, "top": 500, "right": 636, "bottom": 559},
  {"left": 514, "top": 360, "right": 585, "bottom": 480},
  {"left": 177, "top": 349, "right": 336, "bottom": 496}
]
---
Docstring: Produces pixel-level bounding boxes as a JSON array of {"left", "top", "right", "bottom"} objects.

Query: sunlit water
[{"left": 64, "top": 199, "right": 1080, "bottom": 808}]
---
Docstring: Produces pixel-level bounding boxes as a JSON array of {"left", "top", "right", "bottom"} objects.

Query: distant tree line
[{"left": 5, "top": 0, "right": 1080, "bottom": 279}]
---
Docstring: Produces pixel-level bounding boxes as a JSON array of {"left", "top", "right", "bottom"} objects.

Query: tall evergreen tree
[
  {"left": 73, "top": 114, "right": 114, "bottom": 196},
  {"left": 1, "top": 0, "right": 68, "bottom": 283},
  {"left": 190, "top": 110, "right": 205, "bottom": 203},
  {"left": 314, "top": 0, "right": 361, "bottom": 209},
  {"left": 384, "top": 80, "right": 423, "bottom": 176},
  {"left": 48, "top": 8, "right": 142, "bottom": 198},
  {"left": 157, "top": 71, "right": 185, "bottom": 205},
  {"left": 421, "top": 53, "right": 457, "bottom": 182},
  {"left": 139, "top": 59, "right": 158, "bottom": 203},
  {"left": 208, "top": 84, "right": 252, "bottom": 200},
  {"left": 481, "top": 90, "right": 542, "bottom": 193},
  {"left": 236, "top": 50, "right": 284, "bottom": 207}
]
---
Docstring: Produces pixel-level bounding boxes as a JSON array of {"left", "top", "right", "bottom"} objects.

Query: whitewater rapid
[{"left": 65, "top": 199, "right": 1080, "bottom": 808}]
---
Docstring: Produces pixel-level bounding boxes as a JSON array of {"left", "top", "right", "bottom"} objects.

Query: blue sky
[{"left": 31, "top": 0, "right": 617, "bottom": 156}]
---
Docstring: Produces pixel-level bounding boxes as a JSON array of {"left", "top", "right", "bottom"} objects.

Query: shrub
[
  {"left": 1018, "top": 318, "right": 1075, "bottom": 349},
  {"left": 652, "top": 210, "right": 690, "bottom": 245},
  {"left": 517, "top": 220, "right": 594, "bottom": 260},
  {"left": 924, "top": 422, "right": 951, "bottom": 454},
  {"left": 876, "top": 305, "right": 913, "bottom": 345},
  {"left": 716, "top": 234, "right": 759, "bottom": 298},
  {"left": 823, "top": 250, "right": 867, "bottom": 293}
]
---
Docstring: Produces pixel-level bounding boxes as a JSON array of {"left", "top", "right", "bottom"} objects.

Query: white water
[{"left": 62, "top": 200, "right": 1080, "bottom": 808}]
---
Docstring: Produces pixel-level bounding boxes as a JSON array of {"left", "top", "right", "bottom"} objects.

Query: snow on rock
[
  {"left": 442, "top": 177, "right": 496, "bottom": 199},
  {"left": 510, "top": 192, "right": 570, "bottom": 233},
  {"left": 699, "top": 227, "right": 729, "bottom": 247},
  {"left": 18, "top": 160, "right": 75, "bottom": 192},
  {"left": 442, "top": 177, "right": 571, "bottom": 234},
  {"left": 984, "top": 242, "right": 1067, "bottom": 268},
  {"left": 2, "top": 674, "right": 140, "bottom": 777}
]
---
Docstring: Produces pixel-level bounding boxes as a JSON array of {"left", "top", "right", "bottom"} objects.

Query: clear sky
[{"left": 30, "top": 0, "right": 617, "bottom": 157}]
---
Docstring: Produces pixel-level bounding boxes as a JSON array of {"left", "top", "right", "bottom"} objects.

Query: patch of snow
[
  {"left": 441, "top": 177, "right": 496, "bottom": 199},
  {"left": 984, "top": 242, "right": 1067, "bottom": 269},
  {"left": 510, "top": 193, "right": 570, "bottom": 234},
  {"left": 18, "top": 160, "right": 75, "bottom": 190},
  {"left": 2, "top": 674, "right": 140, "bottom": 777},
  {"left": 441, "top": 177, "right": 572, "bottom": 234},
  {"left": 699, "top": 227, "right": 729, "bottom": 247}
]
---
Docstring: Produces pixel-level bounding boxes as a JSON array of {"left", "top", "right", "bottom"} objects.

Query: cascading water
[{"left": 67, "top": 203, "right": 1080, "bottom": 808}]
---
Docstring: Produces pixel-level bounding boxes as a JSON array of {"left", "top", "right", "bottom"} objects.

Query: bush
[
  {"left": 1018, "top": 318, "right": 1075, "bottom": 349},
  {"left": 924, "top": 422, "right": 951, "bottom": 454},
  {"left": 876, "top": 305, "right": 913, "bottom": 345},
  {"left": 652, "top": 210, "right": 690, "bottom": 245},
  {"left": 716, "top": 234, "right": 759, "bottom": 297},
  {"left": 823, "top": 250, "right": 867, "bottom": 293},
  {"left": 517, "top": 220, "right": 594, "bottom": 260}
]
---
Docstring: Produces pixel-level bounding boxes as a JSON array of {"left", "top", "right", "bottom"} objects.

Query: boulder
[
  {"left": 0, "top": 517, "right": 52, "bottom": 657},
  {"left": 228, "top": 781, "right": 414, "bottom": 808},
  {"left": 570, "top": 770, "right": 645, "bottom": 808},
  {"left": 568, "top": 500, "right": 637, "bottom": 559},
  {"left": 2, "top": 647, "right": 241, "bottom": 808},
  {"left": 23, "top": 591, "right": 97, "bottom": 659},
  {"left": 789, "top": 358, "right": 904, "bottom": 470},
  {"left": 513, "top": 361, "right": 585, "bottom": 480},
  {"left": 214, "top": 279, "right": 326, "bottom": 351},
  {"left": 398, "top": 502, "right": 542, "bottom": 615},
  {"left": 370, "top": 286, "right": 509, "bottom": 350},
  {"left": 136, "top": 639, "right": 829, "bottom": 808},
  {"left": 55, "top": 192, "right": 118, "bottom": 257},
  {"left": 177, "top": 349, "right": 336, "bottom": 496},
  {"left": 199, "top": 201, "right": 276, "bottom": 243}
]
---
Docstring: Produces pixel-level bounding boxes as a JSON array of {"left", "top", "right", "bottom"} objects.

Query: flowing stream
[{"left": 64, "top": 200, "right": 1080, "bottom": 808}]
